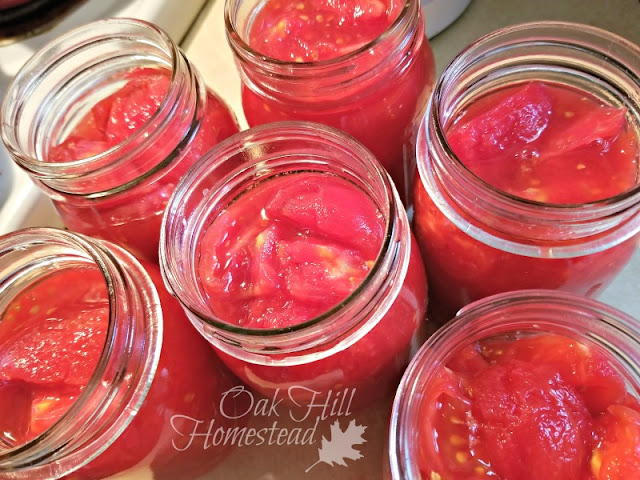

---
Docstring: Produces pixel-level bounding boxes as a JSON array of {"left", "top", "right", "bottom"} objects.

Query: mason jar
[
  {"left": 389, "top": 289, "right": 640, "bottom": 479},
  {"left": 0, "top": 18, "right": 239, "bottom": 262},
  {"left": 225, "top": 0, "right": 436, "bottom": 203},
  {"left": 0, "top": 228, "right": 244, "bottom": 479},
  {"left": 160, "top": 121, "right": 428, "bottom": 408},
  {"left": 413, "top": 22, "right": 640, "bottom": 321}
]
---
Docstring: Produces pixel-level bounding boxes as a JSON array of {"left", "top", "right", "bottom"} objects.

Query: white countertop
[{"left": 184, "top": 1, "right": 640, "bottom": 479}]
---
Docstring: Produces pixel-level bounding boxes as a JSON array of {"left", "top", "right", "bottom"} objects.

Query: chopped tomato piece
[
  {"left": 548, "top": 107, "right": 627, "bottom": 153},
  {"left": 480, "top": 334, "right": 627, "bottom": 414},
  {"left": 198, "top": 172, "right": 383, "bottom": 329},
  {"left": 0, "top": 380, "right": 32, "bottom": 447},
  {"left": 447, "top": 82, "right": 552, "bottom": 166},
  {"left": 468, "top": 360, "right": 593, "bottom": 480}
]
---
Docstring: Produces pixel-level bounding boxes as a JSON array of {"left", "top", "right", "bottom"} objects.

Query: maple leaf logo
[{"left": 305, "top": 419, "right": 367, "bottom": 473}]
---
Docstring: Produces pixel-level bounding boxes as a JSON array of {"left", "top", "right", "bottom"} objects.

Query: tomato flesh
[
  {"left": 419, "top": 333, "right": 640, "bottom": 480},
  {"left": 248, "top": 0, "right": 404, "bottom": 62},
  {"left": 446, "top": 81, "right": 637, "bottom": 204},
  {"left": 198, "top": 173, "right": 384, "bottom": 329},
  {"left": 592, "top": 405, "right": 640, "bottom": 480}
]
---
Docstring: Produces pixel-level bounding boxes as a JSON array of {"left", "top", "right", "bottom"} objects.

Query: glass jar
[
  {"left": 0, "top": 228, "right": 244, "bottom": 480},
  {"left": 160, "top": 121, "right": 428, "bottom": 408},
  {"left": 414, "top": 22, "right": 640, "bottom": 321},
  {"left": 388, "top": 289, "right": 640, "bottom": 480},
  {"left": 0, "top": 18, "right": 239, "bottom": 262},
  {"left": 225, "top": 0, "right": 436, "bottom": 203}
]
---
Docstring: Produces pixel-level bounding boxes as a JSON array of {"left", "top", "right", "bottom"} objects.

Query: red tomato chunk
[
  {"left": 0, "top": 268, "right": 108, "bottom": 446},
  {"left": 248, "top": 0, "right": 404, "bottom": 62},
  {"left": 418, "top": 334, "right": 640, "bottom": 480},
  {"left": 198, "top": 173, "right": 385, "bottom": 329},
  {"left": 446, "top": 81, "right": 638, "bottom": 204}
]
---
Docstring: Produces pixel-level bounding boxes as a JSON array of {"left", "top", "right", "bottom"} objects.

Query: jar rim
[
  {"left": 389, "top": 288, "right": 640, "bottom": 479},
  {"left": 160, "top": 121, "right": 410, "bottom": 359},
  {"left": 224, "top": 0, "right": 416, "bottom": 70},
  {"left": 0, "top": 228, "right": 162, "bottom": 477},
  {"left": 434, "top": 20, "right": 640, "bottom": 208},
  {"left": 0, "top": 18, "right": 194, "bottom": 197}
]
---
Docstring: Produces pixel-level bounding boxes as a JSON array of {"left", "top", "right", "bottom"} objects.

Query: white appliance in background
[
  {"left": 422, "top": 0, "right": 471, "bottom": 38},
  {"left": 0, "top": 0, "right": 209, "bottom": 234}
]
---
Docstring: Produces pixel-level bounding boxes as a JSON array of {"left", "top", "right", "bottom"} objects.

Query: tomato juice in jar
[
  {"left": 0, "top": 18, "right": 239, "bottom": 262},
  {"left": 389, "top": 290, "right": 640, "bottom": 480},
  {"left": 225, "top": 0, "right": 436, "bottom": 203},
  {"left": 0, "top": 228, "right": 245, "bottom": 480},
  {"left": 414, "top": 22, "right": 640, "bottom": 320},
  {"left": 160, "top": 122, "right": 428, "bottom": 408}
]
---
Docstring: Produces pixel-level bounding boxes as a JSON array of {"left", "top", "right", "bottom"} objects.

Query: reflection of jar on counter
[
  {"left": 413, "top": 22, "right": 640, "bottom": 320},
  {"left": 226, "top": 0, "right": 436, "bottom": 202},
  {"left": 1, "top": 18, "right": 239, "bottom": 262},
  {"left": 389, "top": 290, "right": 640, "bottom": 480},
  {"left": 0, "top": 228, "right": 245, "bottom": 479},
  {"left": 161, "top": 122, "right": 428, "bottom": 409}
]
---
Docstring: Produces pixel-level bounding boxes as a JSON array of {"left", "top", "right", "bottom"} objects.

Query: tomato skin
[{"left": 591, "top": 405, "right": 640, "bottom": 480}]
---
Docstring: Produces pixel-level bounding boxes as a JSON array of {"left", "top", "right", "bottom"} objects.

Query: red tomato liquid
[
  {"left": 414, "top": 81, "right": 640, "bottom": 319},
  {"left": 418, "top": 333, "right": 640, "bottom": 480},
  {"left": 243, "top": 0, "right": 435, "bottom": 200},
  {"left": 197, "top": 172, "right": 427, "bottom": 406},
  {"left": 49, "top": 67, "right": 239, "bottom": 262},
  {"left": 0, "top": 263, "right": 242, "bottom": 479}
]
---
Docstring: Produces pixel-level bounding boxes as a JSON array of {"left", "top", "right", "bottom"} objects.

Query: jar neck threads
[{"left": 0, "top": 18, "right": 207, "bottom": 198}]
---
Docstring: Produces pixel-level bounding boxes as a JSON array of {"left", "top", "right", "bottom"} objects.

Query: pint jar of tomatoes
[
  {"left": 0, "top": 228, "right": 244, "bottom": 479},
  {"left": 160, "top": 122, "right": 428, "bottom": 408},
  {"left": 389, "top": 290, "right": 640, "bottom": 480},
  {"left": 0, "top": 18, "right": 239, "bottom": 262},
  {"left": 225, "top": 0, "right": 436, "bottom": 202},
  {"left": 413, "top": 22, "right": 640, "bottom": 320}
]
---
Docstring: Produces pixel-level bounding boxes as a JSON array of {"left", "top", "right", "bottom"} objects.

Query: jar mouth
[
  {"left": 432, "top": 23, "right": 640, "bottom": 209},
  {"left": 160, "top": 121, "right": 404, "bottom": 343},
  {"left": 224, "top": 0, "right": 414, "bottom": 70},
  {"left": 418, "top": 21, "right": 640, "bottom": 254},
  {"left": 0, "top": 228, "right": 161, "bottom": 476},
  {"left": 0, "top": 18, "right": 195, "bottom": 197},
  {"left": 389, "top": 289, "right": 640, "bottom": 479}
]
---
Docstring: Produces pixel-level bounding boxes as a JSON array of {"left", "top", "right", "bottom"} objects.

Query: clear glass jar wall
[{"left": 414, "top": 22, "right": 640, "bottom": 320}]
